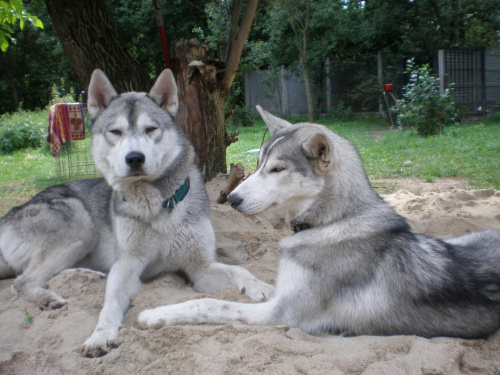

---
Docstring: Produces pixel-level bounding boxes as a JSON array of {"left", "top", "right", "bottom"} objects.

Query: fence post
[
  {"left": 280, "top": 65, "right": 288, "bottom": 116},
  {"left": 325, "top": 58, "right": 331, "bottom": 113},
  {"left": 438, "top": 50, "right": 446, "bottom": 94},
  {"left": 480, "top": 47, "right": 486, "bottom": 117},
  {"left": 377, "top": 51, "right": 383, "bottom": 116}
]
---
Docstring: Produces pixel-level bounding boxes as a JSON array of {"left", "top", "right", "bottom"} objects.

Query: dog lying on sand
[{"left": 139, "top": 105, "right": 500, "bottom": 339}]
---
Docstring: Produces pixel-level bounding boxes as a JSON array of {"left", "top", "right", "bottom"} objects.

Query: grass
[
  {"left": 227, "top": 115, "right": 500, "bottom": 189},
  {"left": 1, "top": 110, "right": 499, "bottom": 216}
]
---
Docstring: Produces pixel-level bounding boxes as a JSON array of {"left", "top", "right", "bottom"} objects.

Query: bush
[
  {"left": 328, "top": 100, "right": 354, "bottom": 122},
  {"left": 231, "top": 106, "right": 254, "bottom": 127},
  {"left": 392, "top": 59, "right": 458, "bottom": 136},
  {"left": 0, "top": 111, "right": 46, "bottom": 154}
]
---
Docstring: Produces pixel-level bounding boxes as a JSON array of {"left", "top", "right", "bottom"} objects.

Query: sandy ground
[{"left": 1, "top": 176, "right": 499, "bottom": 375}]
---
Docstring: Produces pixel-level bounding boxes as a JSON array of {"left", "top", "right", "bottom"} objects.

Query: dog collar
[
  {"left": 291, "top": 223, "right": 312, "bottom": 233},
  {"left": 162, "top": 177, "right": 190, "bottom": 212}
]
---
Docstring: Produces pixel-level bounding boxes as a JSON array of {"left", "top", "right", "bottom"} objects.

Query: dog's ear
[
  {"left": 149, "top": 69, "right": 179, "bottom": 117},
  {"left": 256, "top": 105, "right": 292, "bottom": 136},
  {"left": 302, "top": 132, "right": 333, "bottom": 174},
  {"left": 87, "top": 69, "right": 118, "bottom": 119}
]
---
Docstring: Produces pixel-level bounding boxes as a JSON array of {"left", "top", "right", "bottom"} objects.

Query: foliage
[
  {"left": 0, "top": 110, "right": 46, "bottom": 154},
  {"left": 230, "top": 105, "right": 254, "bottom": 127},
  {"left": 0, "top": 0, "right": 43, "bottom": 52},
  {"left": 48, "top": 78, "right": 77, "bottom": 107},
  {"left": 392, "top": 59, "right": 458, "bottom": 137},
  {"left": 485, "top": 102, "right": 500, "bottom": 123},
  {"left": 328, "top": 100, "right": 354, "bottom": 122}
]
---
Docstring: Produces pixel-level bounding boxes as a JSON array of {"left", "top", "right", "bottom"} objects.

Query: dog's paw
[
  {"left": 37, "top": 291, "right": 68, "bottom": 310},
  {"left": 138, "top": 308, "right": 168, "bottom": 329},
  {"left": 242, "top": 281, "right": 275, "bottom": 302},
  {"left": 81, "top": 329, "right": 119, "bottom": 357}
]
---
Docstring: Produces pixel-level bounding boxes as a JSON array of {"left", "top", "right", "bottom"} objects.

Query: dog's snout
[
  {"left": 125, "top": 151, "right": 145, "bottom": 169},
  {"left": 228, "top": 194, "right": 243, "bottom": 208}
]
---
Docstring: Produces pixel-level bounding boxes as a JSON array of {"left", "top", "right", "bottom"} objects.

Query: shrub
[
  {"left": 392, "top": 59, "right": 458, "bottom": 136},
  {"left": 328, "top": 100, "right": 354, "bottom": 122},
  {"left": 231, "top": 106, "right": 254, "bottom": 127},
  {"left": 0, "top": 111, "right": 46, "bottom": 154}
]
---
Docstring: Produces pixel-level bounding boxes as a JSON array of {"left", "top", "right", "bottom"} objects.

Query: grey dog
[
  {"left": 139, "top": 105, "right": 500, "bottom": 339},
  {"left": 0, "top": 70, "right": 274, "bottom": 357}
]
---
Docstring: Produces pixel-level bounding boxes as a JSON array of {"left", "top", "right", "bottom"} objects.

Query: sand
[{"left": 1, "top": 176, "right": 499, "bottom": 375}]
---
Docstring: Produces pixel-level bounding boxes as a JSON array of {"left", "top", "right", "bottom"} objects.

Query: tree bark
[
  {"left": 44, "top": 0, "right": 151, "bottom": 92},
  {"left": 174, "top": 40, "right": 227, "bottom": 180}
]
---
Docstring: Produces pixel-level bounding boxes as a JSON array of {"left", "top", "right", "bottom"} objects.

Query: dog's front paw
[
  {"left": 242, "top": 281, "right": 275, "bottom": 302},
  {"left": 138, "top": 307, "right": 169, "bottom": 329},
  {"left": 81, "top": 329, "right": 119, "bottom": 357},
  {"left": 37, "top": 291, "right": 68, "bottom": 310}
]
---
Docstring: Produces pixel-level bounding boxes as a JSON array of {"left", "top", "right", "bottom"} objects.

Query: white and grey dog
[
  {"left": 139, "top": 105, "right": 500, "bottom": 339},
  {"left": 0, "top": 71, "right": 273, "bottom": 357}
]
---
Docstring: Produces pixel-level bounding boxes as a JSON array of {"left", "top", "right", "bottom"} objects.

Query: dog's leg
[
  {"left": 82, "top": 256, "right": 145, "bottom": 357},
  {"left": 189, "top": 262, "right": 275, "bottom": 301},
  {"left": 12, "top": 241, "right": 93, "bottom": 310},
  {"left": 139, "top": 298, "right": 278, "bottom": 328}
]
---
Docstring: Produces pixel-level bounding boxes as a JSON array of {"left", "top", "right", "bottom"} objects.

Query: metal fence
[{"left": 244, "top": 49, "right": 500, "bottom": 117}]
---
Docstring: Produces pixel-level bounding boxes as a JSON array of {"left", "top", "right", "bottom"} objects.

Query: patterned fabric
[{"left": 47, "top": 103, "right": 85, "bottom": 157}]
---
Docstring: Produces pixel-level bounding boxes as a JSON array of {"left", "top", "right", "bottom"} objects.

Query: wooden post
[
  {"left": 377, "top": 51, "right": 384, "bottom": 116},
  {"left": 438, "top": 50, "right": 446, "bottom": 94},
  {"left": 280, "top": 65, "right": 288, "bottom": 116},
  {"left": 325, "top": 58, "right": 332, "bottom": 113}
]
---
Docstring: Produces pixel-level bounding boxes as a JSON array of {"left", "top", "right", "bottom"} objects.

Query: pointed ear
[
  {"left": 149, "top": 69, "right": 179, "bottom": 117},
  {"left": 87, "top": 69, "right": 118, "bottom": 119},
  {"left": 256, "top": 105, "right": 292, "bottom": 136},
  {"left": 302, "top": 132, "right": 333, "bottom": 175}
]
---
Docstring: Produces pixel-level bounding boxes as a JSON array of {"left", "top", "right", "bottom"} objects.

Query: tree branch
[{"left": 221, "top": 0, "right": 258, "bottom": 92}]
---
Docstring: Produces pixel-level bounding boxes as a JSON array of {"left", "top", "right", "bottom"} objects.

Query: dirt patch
[{"left": 372, "top": 177, "right": 472, "bottom": 195}]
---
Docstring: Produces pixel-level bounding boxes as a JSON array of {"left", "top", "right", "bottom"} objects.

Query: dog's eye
[
  {"left": 145, "top": 127, "right": 158, "bottom": 134},
  {"left": 270, "top": 166, "right": 285, "bottom": 173},
  {"left": 109, "top": 129, "right": 122, "bottom": 136}
]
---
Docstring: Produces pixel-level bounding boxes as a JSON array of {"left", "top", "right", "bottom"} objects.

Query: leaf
[
  {"left": 11, "top": 0, "right": 23, "bottom": 14},
  {"left": 0, "top": 33, "right": 9, "bottom": 52}
]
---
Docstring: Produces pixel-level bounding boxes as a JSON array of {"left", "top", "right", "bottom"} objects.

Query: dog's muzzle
[
  {"left": 227, "top": 193, "right": 243, "bottom": 208},
  {"left": 125, "top": 151, "right": 146, "bottom": 170}
]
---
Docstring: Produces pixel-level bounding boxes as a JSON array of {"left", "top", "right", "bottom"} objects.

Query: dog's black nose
[
  {"left": 228, "top": 194, "right": 243, "bottom": 208},
  {"left": 125, "top": 151, "right": 145, "bottom": 169}
]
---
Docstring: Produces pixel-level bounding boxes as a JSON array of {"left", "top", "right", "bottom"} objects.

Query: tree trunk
[
  {"left": 174, "top": 1, "right": 258, "bottom": 181},
  {"left": 44, "top": 0, "right": 151, "bottom": 92},
  {"left": 301, "top": 60, "right": 315, "bottom": 123},
  {"left": 174, "top": 40, "right": 228, "bottom": 181}
]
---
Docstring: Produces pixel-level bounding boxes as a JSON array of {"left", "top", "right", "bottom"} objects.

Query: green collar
[{"left": 162, "top": 177, "right": 190, "bottom": 212}]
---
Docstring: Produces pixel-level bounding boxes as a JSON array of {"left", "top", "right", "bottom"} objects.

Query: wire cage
[
  {"left": 51, "top": 94, "right": 100, "bottom": 180},
  {"left": 54, "top": 137, "right": 100, "bottom": 180}
]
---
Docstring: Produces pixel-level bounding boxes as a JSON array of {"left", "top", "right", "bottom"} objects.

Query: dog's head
[
  {"left": 228, "top": 106, "right": 337, "bottom": 222},
  {"left": 88, "top": 70, "right": 190, "bottom": 187}
]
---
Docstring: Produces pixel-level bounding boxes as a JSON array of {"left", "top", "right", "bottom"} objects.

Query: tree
[
  {"left": 44, "top": 0, "right": 152, "bottom": 92},
  {"left": 175, "top": 0, "right": 259, "bottom": 180},
  {"left": 0, "top": 0, "right": 43, "bottom": 52}
]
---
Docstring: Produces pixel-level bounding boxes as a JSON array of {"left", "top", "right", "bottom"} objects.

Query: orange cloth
[{"left": 47, "top": 103, "right": 85, "bottom": 156}]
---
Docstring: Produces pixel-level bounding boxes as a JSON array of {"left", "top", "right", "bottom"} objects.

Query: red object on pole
[
  {"left": 157, "top": 25, "right": 171, "bottom": 69},
  {"left": 152, "top": 0, "right": 171, "bottom": 69},
  {"left": 384, "top": 83, "right": 393, "bottom": 92}
]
